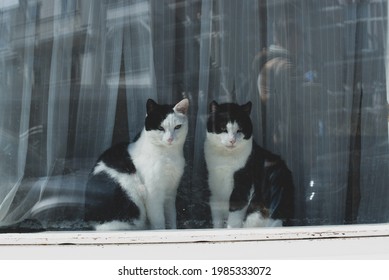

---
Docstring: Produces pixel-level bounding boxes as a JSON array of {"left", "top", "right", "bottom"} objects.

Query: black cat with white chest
[
  {"left": 205, "top": 101, "right": 294, "bottom": 228},
  {"left": 84, "top": 98, "right": 189, "bottom": 230}
]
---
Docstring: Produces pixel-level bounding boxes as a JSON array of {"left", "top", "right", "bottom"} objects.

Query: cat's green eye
[
  {"left": 175, "top": 125, "right": 182, "bottom": 130},
  {"left": 237, "top": 129, "right": 243, "bottom": 133},
  {"left": 158, "top": 126, "right": 165, "bottom": 131}
]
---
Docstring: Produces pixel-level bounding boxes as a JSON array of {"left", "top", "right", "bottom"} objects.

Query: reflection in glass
[{"left": 0, "top": 0, "right": 388, "bottom": 232}]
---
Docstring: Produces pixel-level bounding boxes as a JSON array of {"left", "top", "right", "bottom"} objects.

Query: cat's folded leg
[
  {"left": 243, "top": 211, "right": 268, "bottom": 228},
  {"left": 243, "top": 212, "right": 283, "bottom": 228}
]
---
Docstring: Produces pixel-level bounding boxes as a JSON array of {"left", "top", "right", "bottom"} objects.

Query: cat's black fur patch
[
  {"left": 231, "top": 143, "right": 294, "bottom": 225},
  {"left": 96, "top": 142, "right": 136, "bottom": 174},
  {"left": 84, "top": 172, "right": 140, "bottom": 224},
  {"left": 207, "top": 101, "right": 253, "bottom": 140},
  {"left": 84, "top": 142, "right": 140, "bottom": 225},
  {"left": 145, "top": 99, "right": 174, "bottom": 131}
]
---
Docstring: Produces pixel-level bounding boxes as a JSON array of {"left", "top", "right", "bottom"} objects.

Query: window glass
[{"left": 0, "top": 0, "right": 388, "bottom": 232}]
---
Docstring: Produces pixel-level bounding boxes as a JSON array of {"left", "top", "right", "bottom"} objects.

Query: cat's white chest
[
  {"left": 204, "top": 139, "right": 251, "bottom": 199},
  {"left": 129, "top": 138, "right": 185, "bottom": 229},
  {"left": 129, "top": 140, "right": 184, "bottom": 190},
  {"left": 143, "top": 153, "right": 183, "bottom": 186}
]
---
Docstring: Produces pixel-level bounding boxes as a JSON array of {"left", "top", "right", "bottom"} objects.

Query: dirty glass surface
[{"left": 0, "top": 0, "right": 388, "bottom": 232}]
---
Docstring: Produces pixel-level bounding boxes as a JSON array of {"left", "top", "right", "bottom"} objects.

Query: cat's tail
[{"left": 243, "top": 212, "right": 283, "bottom": 228}]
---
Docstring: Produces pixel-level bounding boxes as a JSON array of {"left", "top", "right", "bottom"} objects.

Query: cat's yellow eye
[
  {"left": 158, "top": 126, "right": 165, "bottom": 131},
  {"left": 175, "top": 125, "right": 182, "bottom": 130}
]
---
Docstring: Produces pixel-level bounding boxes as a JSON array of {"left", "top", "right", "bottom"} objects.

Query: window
[{"left": 0, "top": 0, "right": 388, "bottom": 236}]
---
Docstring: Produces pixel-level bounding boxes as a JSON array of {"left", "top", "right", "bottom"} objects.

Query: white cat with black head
[
  {"left": 84, "top": 98, "right": 189, "bottom": 230},
  {"left": 204, "top": 101, "right": 294, "bottom": 228}
]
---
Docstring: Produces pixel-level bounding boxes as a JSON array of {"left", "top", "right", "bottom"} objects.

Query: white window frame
[
  {"left": 0, "top": 224, "right": 388, "bottom": 259},
  {"left": 0, "top": 1, "right": 388, "bottom": 261}
]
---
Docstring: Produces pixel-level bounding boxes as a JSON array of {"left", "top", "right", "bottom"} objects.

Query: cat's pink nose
[
  {"left": 167, "top": 137, "right": 173, "bottom": 144},
  {"left": 229, "top": 138, "right": 236, "bottom": 144}
]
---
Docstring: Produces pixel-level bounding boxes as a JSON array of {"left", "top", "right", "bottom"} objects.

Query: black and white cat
[
  {"left": 204, "top": 101, "right": 294, "bottom": 228},
  {"left": 84, "top": 98, "right": 189, "bottom": 230}
]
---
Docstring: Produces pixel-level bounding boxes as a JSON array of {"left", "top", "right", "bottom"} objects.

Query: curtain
[{"left": 0, "top": 0, "right": 388, "bottom": 230}]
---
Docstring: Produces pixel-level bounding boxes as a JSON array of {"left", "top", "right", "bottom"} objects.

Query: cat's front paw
[
  {"left": 150, "top": 224, "right": 165, "bottom": 230},
  {"left": 243, "top": 212, "right": 283, "bottom": 228},
  {"left": 212, "top": 219, "right": 225, "bottom": 228},
  {"left": 226, "top": 210, "right": 245, "bottom": 228}
]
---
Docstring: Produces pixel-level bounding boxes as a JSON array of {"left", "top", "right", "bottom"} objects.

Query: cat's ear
[
  {"left": 241, "top": 101, "right": 252, "bottom": 115},
  {"left": 209, "top": 100, "right": 219, "bottom": 114},
  {"left": 174, "top": 98, "right": 189, "bottom": 115},
  {"left": 146, "top": 99, "right": 158, "bottom": 114}
]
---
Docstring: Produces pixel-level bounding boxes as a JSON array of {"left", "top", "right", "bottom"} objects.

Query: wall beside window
[{"left": 0, "top": 0, "right": 388, "bottom": 232}]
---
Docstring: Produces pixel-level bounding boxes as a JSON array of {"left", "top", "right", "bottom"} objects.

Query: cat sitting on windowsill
[
  {"left": 204, "top": 101, "right": 294, "bottom": 228},
  {"left": 84, "top": 99, "right": 189, "bottom": 231}
]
